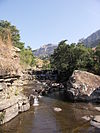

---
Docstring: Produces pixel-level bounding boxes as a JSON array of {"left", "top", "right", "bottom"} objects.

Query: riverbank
[
  {"left": 0, "top": 72, "right": 100, "bottom": 132},
  {"left": 1, "top": 90, "right": 100, "bottom": 133},
  {"left": 0, "top": 34, "right": 32, "bottom": 124}
]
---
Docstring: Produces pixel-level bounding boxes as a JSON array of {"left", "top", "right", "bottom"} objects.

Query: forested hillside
[{"left": 50, "top": 40, "right": 100, "bottom": 81}]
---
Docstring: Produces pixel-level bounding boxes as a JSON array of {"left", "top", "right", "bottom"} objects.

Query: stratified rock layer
[
  {"left": 0, "top": 95, "right": 30, "bottom": 124},
  {"left": 0, "top": 34, "right": 30, "bottom": 125}
]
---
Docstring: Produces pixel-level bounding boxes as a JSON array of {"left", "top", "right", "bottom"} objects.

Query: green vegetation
[
  {"left": 42, "top": 59, "right": 51, "bottom": 70},
  {"left": 0, "top": 20, "right": 36, "bottom": 67},
  {"left": 0, "top": 20, "right": 24, "bottom": 48},
  {"left": 50, "top": 40, "right": 100, "bottom": 81},
  {"left": 93, "top": 44, "right": 100, "bottom": 75},
  {"left": 0, "top": 20, "right": 100, "bottom": 73},
  {"left": 20, "top": 46, "right": 36, "bottom": 67},
  {"left": 0, "top": 111, "right": 5, "bottom": 124}
]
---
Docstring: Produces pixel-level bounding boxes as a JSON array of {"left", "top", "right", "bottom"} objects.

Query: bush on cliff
[
  {"left": 0, "top": 20, "right": 24, "bottom": 49},
  {"left": 20, "top": 46, "right": 36, "bottom": 67},
  {"left": 0, "top": 20, "right": 36, "bottom": 68}
]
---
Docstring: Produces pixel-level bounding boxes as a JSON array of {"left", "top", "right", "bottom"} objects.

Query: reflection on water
[{"left": 0, "top": 92, "right": 100, "bottom": 133}]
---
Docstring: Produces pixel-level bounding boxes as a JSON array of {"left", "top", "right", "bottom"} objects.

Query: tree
[
  {"left": 0, "top": 20, "right": 24, "bottom": 49},
  {"left": 42, "top": 59, "right": 51, "bottom": 70},
  {"left": 27, "top": 46, "right": 32, "bottom": 50},
  {"left": 50, "top": 40, "right": 95, "bottom": 81},
  {"left": 0, "top": 20, "right": 36, "bottom": 68},
  {"left": 20, "top": 48, "right": 36, "bottom": 67},
  {"left": 93, "top": 44, "right": 100, "bottom": 75}
]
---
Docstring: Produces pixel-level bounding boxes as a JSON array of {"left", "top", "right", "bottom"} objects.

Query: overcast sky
[{"left": 0, "top": 0, "right": 100, "bottom": 49}]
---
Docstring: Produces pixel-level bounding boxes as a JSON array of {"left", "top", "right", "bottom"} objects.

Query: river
[{"left": 0, "top": 84, "right": 100, "bottom": 133}]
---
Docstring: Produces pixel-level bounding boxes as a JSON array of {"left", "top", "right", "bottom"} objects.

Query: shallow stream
[{"left": 0, "top": 85, "right": 100, "bottom": 133}]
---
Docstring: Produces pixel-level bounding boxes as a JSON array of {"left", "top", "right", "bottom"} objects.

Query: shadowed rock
[{"left": 66, "top": 70, "right": 100, "bottom": 102}]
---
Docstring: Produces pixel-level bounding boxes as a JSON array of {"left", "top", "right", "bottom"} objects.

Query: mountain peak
[
  {"left": 80, "top": 29, "right": 100, "bottom": 47},
  {"left": 40, "top": 44, "right": 56, "bottom": 49},
  {"left": 33, "top": 44, "right": 57, "bottom": 58}
]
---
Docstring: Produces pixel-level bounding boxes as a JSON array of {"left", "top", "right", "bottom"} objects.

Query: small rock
[
  {"left": 38, "top": 95, "right": 42, "bottom": 98},
  {"left": 90, "top": 115, "right": 100, "bottom": 128},
  {"left": 90, "top": 120, "right": 100, "bottom": 128},
  {"left": 54, "top": 107, "right": 62, "bottom": 112},
  {"left": 0, "top": 79, "right": 4, "bottom": 82},
  {"left": 82, "top": 116, "right": 91, "bottom": 121},
  {"left": 95, "top": 107, "right": 100, "bottom": 112},
  {"left": 93, "top": 115, "right": 100, "bottom": 123}
]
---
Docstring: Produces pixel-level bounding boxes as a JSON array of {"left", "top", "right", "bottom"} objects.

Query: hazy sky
[{"left": 0, "top": 0, "right": 100, "bottom": 49}]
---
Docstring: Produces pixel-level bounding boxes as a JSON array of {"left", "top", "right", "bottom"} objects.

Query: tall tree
[
  {"left": 50, "top": 40, "right": 95, "bottom": 81},
  {"left": 0, "top": 20, "right": 24, "bottom": 49}
]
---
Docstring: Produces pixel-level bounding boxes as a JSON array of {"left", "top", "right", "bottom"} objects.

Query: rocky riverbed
[
  {"left": 1, "top": 20, "right": 100, "bottom": 133},
  {"left": 0, "top": 69, "right": 32, "bottom": 124},
  {"left": 1, "top": 88, "right": 100, "bottom": 133}
]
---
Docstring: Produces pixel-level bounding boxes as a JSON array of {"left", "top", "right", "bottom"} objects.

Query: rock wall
[
  {"left": 0, "top": 35, "right": 30, "bottom": 125},
  {"left": 66, "top": 70, "right": 100, "bottom": 102},
  {"left": 0, "top": 94, "right": 30, "bottom": 124},
  {"left": 0, "top": 68, "right": 31, "bottom": 125}
]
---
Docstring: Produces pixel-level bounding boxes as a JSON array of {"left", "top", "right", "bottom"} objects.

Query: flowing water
[{"left": 0, "top": 86, "right": 100, "bottom": 133}]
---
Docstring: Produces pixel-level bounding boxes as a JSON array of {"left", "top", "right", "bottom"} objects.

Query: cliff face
[
  {"left": 33, "top": 44, "right": 57, "bottom": 58},
  {"left": 66, "top": 70, "right": 100, "bottom": 102},
  {"left": 0, "top": 34, "right": 30, "bottom": 124},
  {"left": 0, "top": 33, "right": 21, "bottom": 76},
  {"left": 80, "top": 29, "right": 100, "bottom": 48}
]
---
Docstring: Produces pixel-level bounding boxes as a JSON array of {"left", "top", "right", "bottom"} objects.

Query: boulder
[
  {"left": 0, "top": 103, "right": 19, "bottom": 124},
  {"left": 18, "top": 102, "right": 30, "bottom": 112},
  {"left": 0, "top": 96, "right": 19, "bottom": 111},
  {"left": 66, "top": 70, "right": 100, "bottom": 102},
  {"left": 95, "top": 107, "right": 100, "bottom": 112},
  {"left": 0, "top": 94, "right": 30, "bottom": 124},
  {"left": 82, "top": 116, "right": 91, "bottom": 121},
  {"left": 93, "top": 115, "right": 100, "bottom": 122},
  {"left": 18, "top": 95, "right": 30, "bottom": 112},
  {"left": 90, "top": 115, "right": 100, "bottom": 128}
]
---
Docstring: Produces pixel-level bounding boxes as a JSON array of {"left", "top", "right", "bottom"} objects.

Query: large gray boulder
[
  {"left": 66, "top": 70, "right": 100, "bottom": 102},
  {"left": 0, "top": 103, "right": 19, "bottom": 124},
  {"left": 0, "top": 95, "right": 30, "bottom": 124}
]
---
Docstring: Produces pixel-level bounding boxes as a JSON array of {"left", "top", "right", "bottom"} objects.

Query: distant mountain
[
  {"left": 80, "top": 30, "right": 100, "bottom": 48},
  {"left": 33, "top": 44, "right": 57, "bottom": 58}
]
